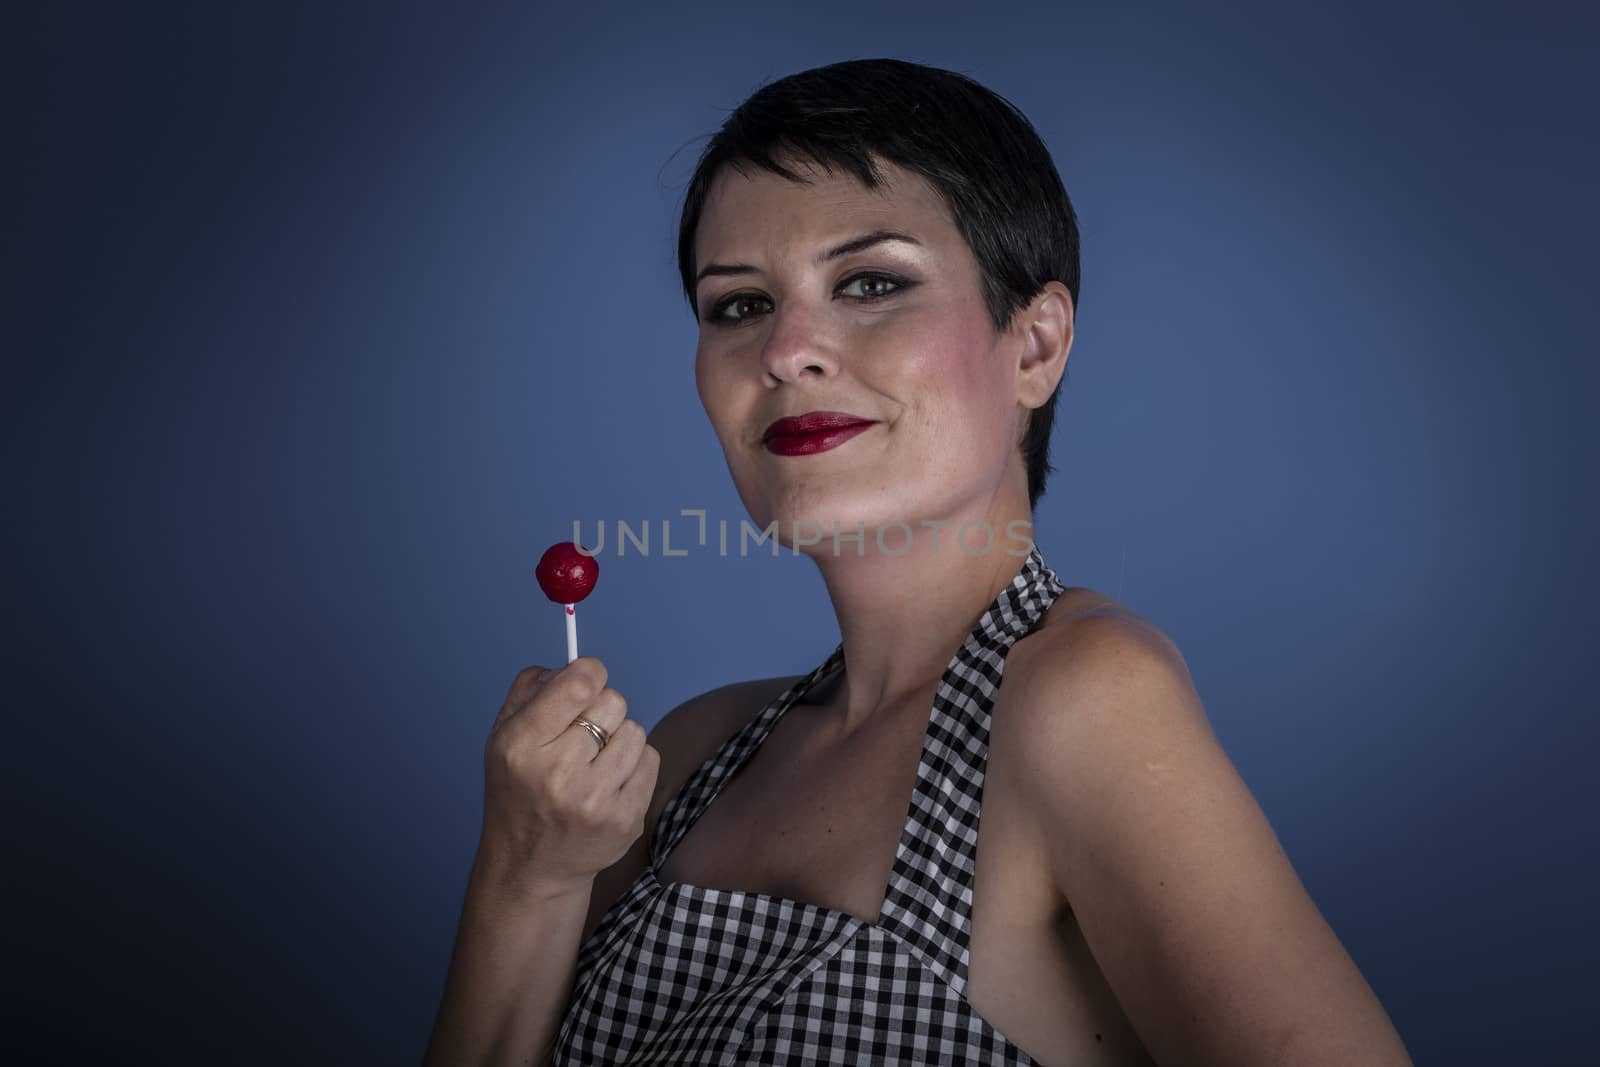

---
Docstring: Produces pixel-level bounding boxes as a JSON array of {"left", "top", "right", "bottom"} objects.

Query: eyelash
[{"left": 704, "top": 271, "right": 911, "bottom": 326}]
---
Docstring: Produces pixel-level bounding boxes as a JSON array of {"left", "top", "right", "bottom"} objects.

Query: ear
[{"left": 1015, "top": 281, "right": 1074, "bottom": 411}]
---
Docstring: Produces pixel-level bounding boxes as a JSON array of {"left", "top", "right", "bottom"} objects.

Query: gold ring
[{"left": 572, "top": 716, "right": 609, "bottom": 752}]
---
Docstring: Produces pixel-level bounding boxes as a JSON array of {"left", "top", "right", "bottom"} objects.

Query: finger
[
  {"left": 609, "top": 737, "right": 659, "bottom": 819},
  {"left": 576, "top": 686, "right": 628, "bottom": 735},
  {"left": 589, "top": 718, "right": 649, "bottom": 792},
  {"left": 544, "top": 687, "right": 628, "bottom": 767},
  {"left": 494, "top": 665, "right": 551, "bottom": 729},
  {"left": 509, "top": 657, "right": 610, "bottom": 742},
  {"left": 554, "top": 713, "right": 641, "bottom": 792}
]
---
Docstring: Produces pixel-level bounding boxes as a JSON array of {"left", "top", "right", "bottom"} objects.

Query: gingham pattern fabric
[{"left": 552, "top": 544, "right": 1067, "bottom": 1065}]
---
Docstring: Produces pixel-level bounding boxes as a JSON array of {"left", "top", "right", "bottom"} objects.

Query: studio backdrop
[{"left": 10, "top": 2, "right": 1595, "bottom": 1063}]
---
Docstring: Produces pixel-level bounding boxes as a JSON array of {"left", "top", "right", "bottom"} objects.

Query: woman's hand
[{"left": 476, "top": 656, "right": 660, "bottom": 901}]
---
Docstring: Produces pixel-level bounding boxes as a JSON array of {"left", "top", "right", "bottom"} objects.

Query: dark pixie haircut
[{"left": 675, "top": 58, "right": 1081, "bottom": 509}]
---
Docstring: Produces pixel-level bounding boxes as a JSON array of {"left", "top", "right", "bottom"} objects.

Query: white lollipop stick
[{"left": 565, "top": 603, "right": 579, "bottom": 663}]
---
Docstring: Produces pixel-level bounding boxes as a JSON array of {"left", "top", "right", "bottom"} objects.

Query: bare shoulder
[
  {"left": 648, "top": 674, "right": 805, "bottom": 777},
  {"left": 998, "top": 585, "right": 1196, "bottom": 746},
  {"left": 996, "top": 589, "right": 1415, "bottom": 1064},
  {"left": 1014, "top": 585, "right": 1186, "bottom": 676},
  {"left": 580, "top": 673, "right": 801, "bottom": 944},
  {"left": 641, "top": 672, "right": 808, "bottom": 845},
  {"left": 995, "top": 583, "right": 1219, "bottom": 859},
  {"left": 992, "top": 584, "right": 1204, "bottom": 853}
]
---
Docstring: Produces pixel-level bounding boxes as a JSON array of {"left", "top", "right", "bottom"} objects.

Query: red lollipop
[{"left": 537, "top": 542, "right": 599, "bottom": 662}]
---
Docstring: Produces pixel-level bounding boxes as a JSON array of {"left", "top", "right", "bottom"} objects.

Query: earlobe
[{"left": 1017, "top": 282, "right": 1074, "bottom": 409}]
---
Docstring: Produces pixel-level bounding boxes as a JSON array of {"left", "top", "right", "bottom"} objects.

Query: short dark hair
[{"left": 675, "top": 58, "right": 1081, "bottom": 509}]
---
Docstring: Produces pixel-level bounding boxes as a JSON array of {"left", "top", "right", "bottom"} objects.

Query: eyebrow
[{"left": 695, "top": 229, "right": 924, "bottom": 288}]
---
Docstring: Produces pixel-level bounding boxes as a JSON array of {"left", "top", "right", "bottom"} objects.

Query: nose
[{"left": 759, "top": 302, "right": 840, "bottom": 385}]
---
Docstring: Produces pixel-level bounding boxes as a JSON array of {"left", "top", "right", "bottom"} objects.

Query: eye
[
  {"left": 837, "top": 272, "right": 904, "bottom": 301},
  {"left": 706, "top": 292, "right": 774, "bottom": 325},
  {"left": 704, "top": 271, "right": 911, "bottom": 326}
]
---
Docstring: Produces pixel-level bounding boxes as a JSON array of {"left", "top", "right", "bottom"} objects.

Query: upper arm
[
  {"left": 578, "top": 676, "right": 795, "bottom": 945},
  {"left": 1002, "top": 615, "right": 1413, "bottom": 1066}
]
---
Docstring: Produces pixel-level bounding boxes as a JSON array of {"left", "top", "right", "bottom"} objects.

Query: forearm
[{"left": 424, "top": 856, "right": 592, "bottom": 1067}]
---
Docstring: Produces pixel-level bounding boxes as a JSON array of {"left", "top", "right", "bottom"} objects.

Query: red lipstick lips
[{"left": 762, "top": 411, "right": 879, "bottom": 457}]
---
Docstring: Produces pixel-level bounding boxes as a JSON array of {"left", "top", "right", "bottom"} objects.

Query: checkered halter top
[{"left": 552, "top": 544, "right": 1067, "bottom": 1064}]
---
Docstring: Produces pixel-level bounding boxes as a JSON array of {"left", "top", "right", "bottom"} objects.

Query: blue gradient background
[{"left": 11, "top": 2, "right": 1596, "bottom": 1063}]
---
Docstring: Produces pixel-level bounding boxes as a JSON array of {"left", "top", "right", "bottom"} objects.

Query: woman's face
[{"left": 692, "top": 156, "right": 1039, "bottom": 551}]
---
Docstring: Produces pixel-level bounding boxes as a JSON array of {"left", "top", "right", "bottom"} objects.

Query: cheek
[
  {"left": 694, "top": 350, "right": 748, "bottom": 455},
  {"left": 901, "top": 326, "right": 1009, "bottom": 444},
  {"left": 693, "top": 347, "right": 711, "bottom": 405},
  {"left": 693, "top": 351, "right": 725, "bottom": 428}
]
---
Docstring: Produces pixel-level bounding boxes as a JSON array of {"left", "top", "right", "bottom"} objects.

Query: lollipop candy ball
[{"left": 537, "top": 542, "right": 600, "bottom": 604}]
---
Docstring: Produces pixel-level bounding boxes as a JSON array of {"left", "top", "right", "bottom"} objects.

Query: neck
[{"left": 803, "top": 488, "right": 1035, "bottom": 738}]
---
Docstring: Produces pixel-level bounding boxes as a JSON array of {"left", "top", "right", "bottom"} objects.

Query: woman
[{"left": 426, "top": 59, "right": 1414, "bottom": 1066}]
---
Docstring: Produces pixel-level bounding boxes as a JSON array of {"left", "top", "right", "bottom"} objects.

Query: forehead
[{"left": 695, "top": 155, "right": 957, "bottom": 260}]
